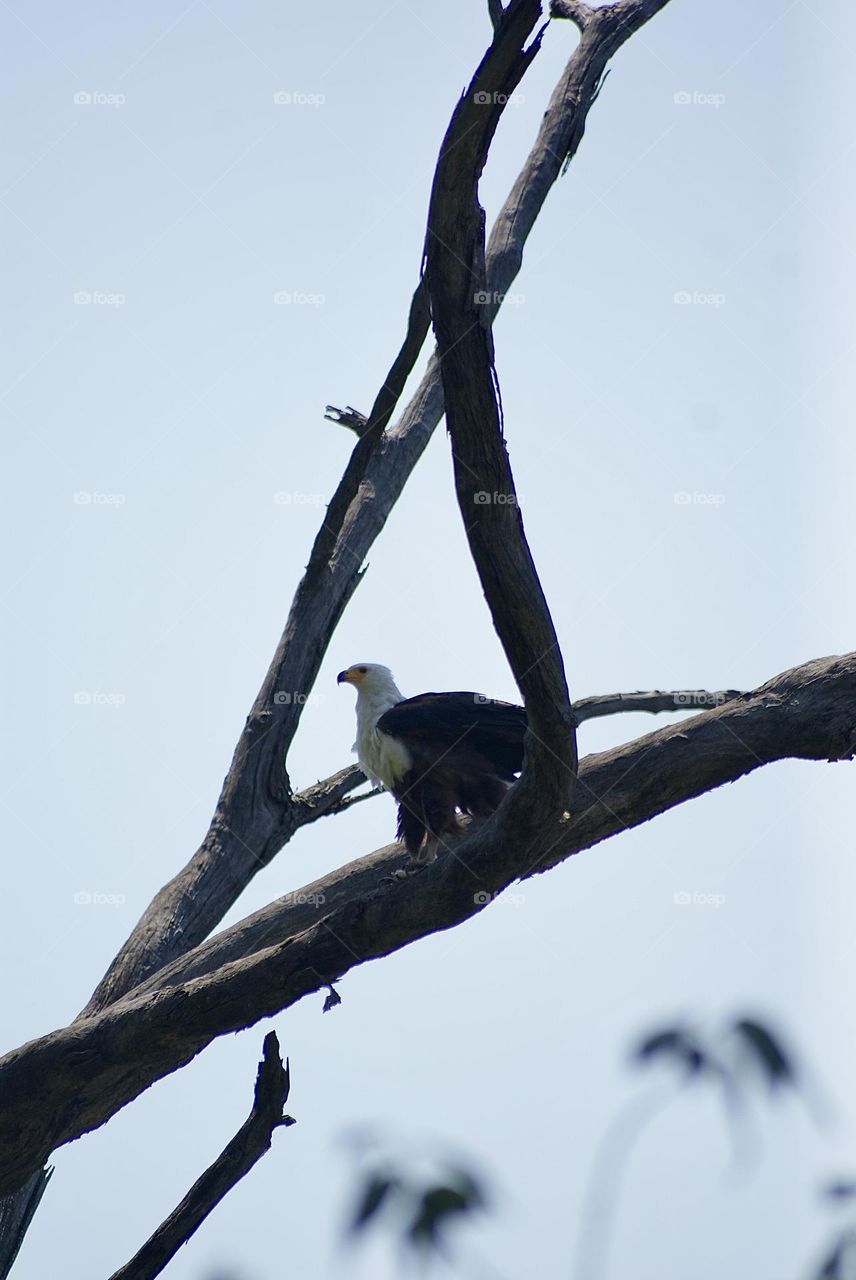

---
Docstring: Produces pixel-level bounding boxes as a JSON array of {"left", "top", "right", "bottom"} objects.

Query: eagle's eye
[{"left": 358, "top": 666, "right": 367, "bottom": 674}]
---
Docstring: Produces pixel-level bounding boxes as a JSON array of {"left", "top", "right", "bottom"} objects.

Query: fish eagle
[{"left": 338, "top": 662, "right": 527, "bottom": 859}]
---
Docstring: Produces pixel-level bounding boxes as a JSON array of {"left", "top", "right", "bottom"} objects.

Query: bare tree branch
[
  {"left": 108, "top": 1032, "right": 294, "bottom": 1280},
  {"left": 0, "top": 653, "right": 852, "bottom": 1200},
  {"left": 574, "top": 688, "right": 742, "bottom": 722},
  {"left": 0, "top": 1170, "right": 52, "bottom": 1279},
  {"left": 425, "top": 0, "right": 576, "bottom": 839},
  {"left": 488, "top": 0, "right": 506, "bottom": 32},
  {"left": 550, "top": 0, "right": 594, "bottom": 31},
  {"left": 323, "top": 405, "right": 368, "bottom": 435}
]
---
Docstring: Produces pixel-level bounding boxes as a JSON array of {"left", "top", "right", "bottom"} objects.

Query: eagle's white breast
[
  {"left": 356, "top": 724, "right": 412, "bottom": 791},
  {"left": 350, "top": 666, "right": 412, "bottom": 789}
]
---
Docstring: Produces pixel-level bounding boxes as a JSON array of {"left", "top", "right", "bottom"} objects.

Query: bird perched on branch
[{"left": 338, "top": 663, "right": 527, "bottom": 861}]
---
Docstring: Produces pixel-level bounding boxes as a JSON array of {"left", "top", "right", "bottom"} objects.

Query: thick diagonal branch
[
  {"left": 108, "top": 1032, "right": 294, "bottom": 1280},
  {"left": 424, "top": 0, "right": 575, "bottom": 821},
  {"left": 0, "top": 653, "right": 852, "bottom": 1199}
]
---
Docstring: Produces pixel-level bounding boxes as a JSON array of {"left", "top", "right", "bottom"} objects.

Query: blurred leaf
[
  {"left": 826, "top": 1181, "right": 856, "bottom": 1202},
  {"left": 349, "top": 1171, "right": 399, "bottom": 1235},
  {"left": 816, "top": 1235, "right": 845, "bottom": 1279},
  {"left": 733, "top": 1019, "right": 795, "bottom": 1090},
  {"left": 407, "top": 1177, "right": 484, "bottom": 1254},
  {"left": 633, "top": 1027, "right": 707, "bottom": 1077},
  {"left": 323, "top": 985, "right": 342, "bottom": 1013}
]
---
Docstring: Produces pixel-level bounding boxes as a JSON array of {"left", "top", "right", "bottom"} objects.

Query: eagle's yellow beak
[{"left": 337, "top": 666, "right": 364, "bottom": 686}]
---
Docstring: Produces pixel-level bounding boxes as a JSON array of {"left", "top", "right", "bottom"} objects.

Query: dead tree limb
[
  {"left": 573, "top": 688, "right": 742, "bottom": 722},
  {"left": 0, "top": 652, "right": 852, "bottom": 1200},
  {"left": 551, "top": 0, "right": 594, "bottom": 30},
  {"left": 108, "top": 1032, "right": 294, "bottom": 1280},
  {"left": 424, "top": 0, "right": 576, "bottom": 826}
]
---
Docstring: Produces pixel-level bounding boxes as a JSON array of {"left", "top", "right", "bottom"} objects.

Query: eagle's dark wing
[{"left": 377, "top": 692, "right": 527, "bottom": 778}]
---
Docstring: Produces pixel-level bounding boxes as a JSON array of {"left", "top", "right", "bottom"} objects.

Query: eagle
[{"left": 337, "top": 662, "right": 527, "bottom": 860}]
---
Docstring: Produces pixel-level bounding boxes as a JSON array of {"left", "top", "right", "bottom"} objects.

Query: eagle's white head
[{"left": 336, "top": 662, "right": 399, "bottom": 693}]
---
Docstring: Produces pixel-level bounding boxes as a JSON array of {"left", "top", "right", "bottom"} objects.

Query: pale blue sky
[{"left": 3, "top": 2, "right": 856, "bottom": 1277}]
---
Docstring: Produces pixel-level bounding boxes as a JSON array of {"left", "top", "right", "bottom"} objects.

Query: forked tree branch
[
  {"left": 86, "top": 0, "right": 673, "bottom": 1020},
  {"left": 108, "top": 1032, "right": 294, "bottom": 1280},
  {"left": 0, "top": 653, "right": 853, "bottom": 1200}
]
